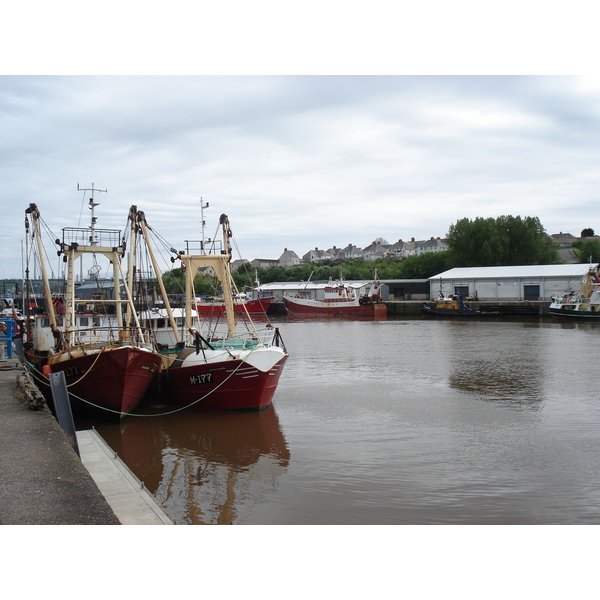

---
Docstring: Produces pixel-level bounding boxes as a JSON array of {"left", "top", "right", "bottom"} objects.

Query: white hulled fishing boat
[{"left": 134, "top": 208, "right": 288, "bottom": 410}]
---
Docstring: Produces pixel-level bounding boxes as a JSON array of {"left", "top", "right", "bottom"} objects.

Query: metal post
[
  {"left": 49, "top": 371, "right": 80, "bottom": 457},
  {"left": 6, "top": 319, "right": 12, "bottom": 359},
  {"left": 0, "top": 318, "right": 13, "bottom": 360}
]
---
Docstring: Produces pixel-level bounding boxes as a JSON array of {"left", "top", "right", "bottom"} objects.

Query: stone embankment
[{"left": 0, "top": 359, "right": 120, "bottom": 525}]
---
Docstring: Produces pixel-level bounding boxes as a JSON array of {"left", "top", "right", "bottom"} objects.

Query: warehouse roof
[{"left": 431, "top": 264, "right": 593, "bottom": 280}]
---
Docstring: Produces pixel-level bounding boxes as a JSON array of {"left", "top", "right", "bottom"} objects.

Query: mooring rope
[{"left": 66, "top": 350, "right": 257, "bottom": 417}]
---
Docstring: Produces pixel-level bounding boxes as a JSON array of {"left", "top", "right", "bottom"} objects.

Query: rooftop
[{"left": 431, "top": 264, "right": 592, "bottom": 280}]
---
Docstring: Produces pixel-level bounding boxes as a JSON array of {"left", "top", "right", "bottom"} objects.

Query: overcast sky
[
  {"left": 2, "top": 75, "right": 599, "bottom": 280},
  {"left": 2, "top": 4, "right": 599, "bottom": 281}
]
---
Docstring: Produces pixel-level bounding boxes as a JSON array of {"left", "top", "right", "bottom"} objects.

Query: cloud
[{"left": 1, "top": 75, "right": 600, "bottom": 279}]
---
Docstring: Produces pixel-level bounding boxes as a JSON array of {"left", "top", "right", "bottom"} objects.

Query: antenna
[
  {"left": 200, "top": 197, "right": 209, "bottom": 251},
  {"left": 77, "top": 182, "right": 107, "bottom": 245}
]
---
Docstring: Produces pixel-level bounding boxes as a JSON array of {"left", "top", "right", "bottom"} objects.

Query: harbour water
[{"left": 82, "top": 316, "right": 600, "bottom": 525}]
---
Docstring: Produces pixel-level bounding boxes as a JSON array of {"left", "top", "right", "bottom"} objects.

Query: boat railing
[
  {"left": 553, "top": 295, "right": 589, "bottom": 305},
  {"left": 62, "top": 227, "right": 122, "bottom": 248},
  {"left": 209, "top": 326, "right": 283, "bottom": 351},
  {"left": 286, "top": 295, "right": 354, "bottom": 303},
  {"left": 64, "top": 326, "right": 155, "bottom": 349},
  {"left": 184, "top": 239, "right": 223, "bottom": 255}
]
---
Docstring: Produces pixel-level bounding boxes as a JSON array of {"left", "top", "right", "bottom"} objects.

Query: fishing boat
[
  {"left": 548, "top": 264, "right": 600, "bottom": 319},
  {"left": 421, "top": 293, "right": 500, "bottom": 317},
  {"left": 194, "top": 294, "right": 274, "bottom": 315},
  {"left": 134, "top": 208, "right": 288, "bottom": 410},
  {"left": 282, "top": 272, "right": 387, "bottom": 317},
  {"left": 23, "top": 191, "right": 162, "bottom": 421}
]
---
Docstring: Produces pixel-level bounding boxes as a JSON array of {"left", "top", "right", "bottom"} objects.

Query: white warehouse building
[{"left": 429, "top": 264, "right": 592, "bottom": 301}]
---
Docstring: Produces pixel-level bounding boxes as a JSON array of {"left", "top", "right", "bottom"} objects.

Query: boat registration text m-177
[{"left": 190, "top": 373, "right": 213, "bottom": 385}]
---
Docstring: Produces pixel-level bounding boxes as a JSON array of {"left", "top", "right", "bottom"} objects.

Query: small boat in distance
[
  {"left": 421, "top": 293, "right": 500, "bottom": 318},
  {"left": 282, "top": 271, "right": 387, "bottom": 317},
  {"left": 548, "top": 264, "right": 600, "bottom": 319}
]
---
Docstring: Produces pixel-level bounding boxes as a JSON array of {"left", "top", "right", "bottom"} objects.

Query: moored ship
[
  {"left": 23, "top": 191, "right": 162, "bottom": 421},
  {"left": 548, "top": 264, "right": 600, "bottom": 319},
  {"left": 282, "top": 272, "right": 387, "bottom": 317},
  {"left": 134, "top": 208, "right": 289, "bottom": 410},
  {"left": 421, "top": 293, "right": 500, "bottom": 317}
]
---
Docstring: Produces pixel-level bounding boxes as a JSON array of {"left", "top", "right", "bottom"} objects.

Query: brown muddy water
[{"left": 78, "top": 316, "right": 600, "bottom": 525}]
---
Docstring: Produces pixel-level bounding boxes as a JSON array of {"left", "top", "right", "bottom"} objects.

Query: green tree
[
  {"left": 161, "top": 267, "right": 219, "bottom": 295},
  {"left": 574, "top": 239, "right": 600, "bottom": 263},
  {"left": 447, "top": 215, "right": 559, "bottom": 267},
  {"left": 581, "top": 228, "right": 595, "bottom": 237}
]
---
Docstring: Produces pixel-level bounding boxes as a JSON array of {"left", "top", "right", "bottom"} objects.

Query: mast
[
  {"left": 218, "top": 214, "right": 236, "bottom": 337},
  {"left": 58, "top": 184, "right": 146, "bottom": 345},
  {"left": 180, "top": 213, "right": 237, "bottom": 341},
  {"left": 135, "top": 208, "right": 182, "bottom": 345},
  {"left": 200, "top": 198, "right": 209, "bottom": 252},
  {"left": 125, "top": 206, "right": 137, "bottom": 329},
  {"left": 25, "top": 204, "right": 58, "bottom": 334}
]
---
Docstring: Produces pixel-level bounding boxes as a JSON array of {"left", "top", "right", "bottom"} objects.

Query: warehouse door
[
  {"left": 454, "top": 286, "right": 469, "bottom": 298},
  {"left": 523, "top": 285, "right": 540, "bottom": 300}
]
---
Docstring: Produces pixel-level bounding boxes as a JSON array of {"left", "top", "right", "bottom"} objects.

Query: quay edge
[
  {"left": 0, "top": 359, "right": 120, "bottom": 525},
  {"left": 1, "top": 359, "right": 172, "bottom": 525},
  {"left": 384, "top": 300, "right": 551, "bottom": 316}
]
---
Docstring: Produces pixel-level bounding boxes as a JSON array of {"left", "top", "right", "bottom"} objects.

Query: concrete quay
[{"left": 0, "top": 359, "right": 172, "bottom": 525}]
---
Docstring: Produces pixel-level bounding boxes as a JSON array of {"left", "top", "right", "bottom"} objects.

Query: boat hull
[
  {"left": 162, "top": 354, "right": 288, "bottom": 410},
  {"left": 47, "top": 346, "right": 161, "bottom": 421},
  {"left": 283, "top": 297, "right": 387, "bottom": 317},
  {"left": 548, "top": 305, "right": 600, "bottom": 319},
  {"left": 195, "top": 297, "right": 274, "bottom": 315},
  {"left": 421, "top": 304, "right": 499, "bottom": 317}
]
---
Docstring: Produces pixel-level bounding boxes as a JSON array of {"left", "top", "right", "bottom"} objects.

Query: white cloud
[{"left": 1, "top": 75, "right": 600, "bottom": 278}]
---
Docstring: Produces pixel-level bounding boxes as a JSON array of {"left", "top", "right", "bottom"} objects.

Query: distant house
[
  {"left": 415, "top": 237, "right": 448, "bottom": 256},
  {"left": 302, "top": 247, "right": 333, "bottom": 263},
  {"left": 195, "top": 266, "right": 216, "bottom": 278},
  {"left": 325, "top": 246, "right": 341, "bottom": 260},
  {"left": 230, "top": 259, "right": 250, "bottom": 272},
  {"left": 338, "top": 244, "right": 363, "bottom": 260},
  {"left": 250, "top": 258, "right": 280, "bottom": 269},
  {"left": 362, "top": 241, "right": 387, "bottom": 261},
  {"left": 550, "top": 232, "right": 578, "bottom": 248},
  {"left": 387, "top": 238, "right": 416, "bottom": 258},
  {"left": 278, "top": 248, "right": 301, "bottom": 268}
]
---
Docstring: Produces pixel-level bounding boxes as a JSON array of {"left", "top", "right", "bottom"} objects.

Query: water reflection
[
  {"left": 90, "top": 406, "right": 290, "bottom": 524},
  {"left": 443, "top": 322, "right": 544, "bottom": 409}
]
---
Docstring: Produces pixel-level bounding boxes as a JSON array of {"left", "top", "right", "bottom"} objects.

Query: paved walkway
[{"left": 0, "top": 358, "right": 172, "bottom": 525}]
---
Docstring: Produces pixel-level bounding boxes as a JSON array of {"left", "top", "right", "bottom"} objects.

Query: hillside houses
[
  {"left": 248, "top": 231, "right": 595, "bottom": 270},
  {"left": 250, "top": 236, "right": 450, "bottom": 269}
]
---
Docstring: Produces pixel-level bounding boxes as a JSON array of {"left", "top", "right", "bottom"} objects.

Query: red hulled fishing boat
[
  {"left": 24, "top": 190, "right": 162, "bottom": 421},
  {"left": 134, "top": 209, "right": 288, "bottom": 410},
  {"left": 283, "top": 272, "right": 387, "bottom": 317}
]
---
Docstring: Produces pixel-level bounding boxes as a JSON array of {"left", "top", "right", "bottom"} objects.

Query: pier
[{"left": 0, "top": 358, "right": 172, "bottom": 525}]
